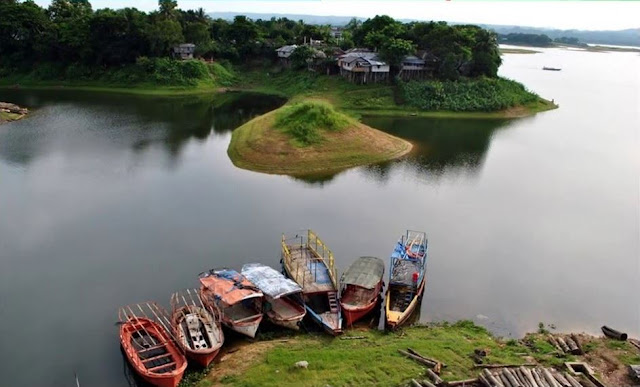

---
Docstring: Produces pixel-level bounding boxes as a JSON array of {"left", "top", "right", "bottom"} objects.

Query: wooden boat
[
  {"left": 199, "top": 268, "right": 264, "bottom": 338},
  {"left": 281, "top": 230, "right": 342, "bottom": 335},
  {"left": 385, "top": 230, "right": 428, "bottom": 330},
  {"left": 241, "top": 263, "right": 306, "bottom": 330},
  {"left": 543, "top": 66, "right": 562, "bottom": 71},
  {"left": 118, "top": 303, "right": 187, "bottom": 387},
  {"left": 339, "top": 256, "right": 385, "bottom": 327},
  {"left": 169, "top": 289, "right": 224, "bottom": 367}
]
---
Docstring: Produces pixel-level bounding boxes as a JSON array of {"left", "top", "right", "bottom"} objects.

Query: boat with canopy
[
  {"left": 339, "top": 256, "right": 385, "bottom": 326},
  {"left": 241, "top": 263, "right": 306, "bottom": 330}
]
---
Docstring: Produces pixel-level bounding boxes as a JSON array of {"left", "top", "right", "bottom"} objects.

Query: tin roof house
[
  {"left": 338, "top": 51, "right": 390, "bottom": 84},
  {"left": 173, "top": 43, "right": 196, "bottom": 60}
]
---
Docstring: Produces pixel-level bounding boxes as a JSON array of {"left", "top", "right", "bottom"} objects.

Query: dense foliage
[
  {"left": 0, "top": 1, "right": 503, "bottom": 84},
  {"left": 398, "top": 78, "right": 539, "bottom": 111},
  {"left": 498, "top": 33, "right": 553, "bottom": 47},
  {"left": 274, "top": 101, "right": 353, "bottom": 146}
]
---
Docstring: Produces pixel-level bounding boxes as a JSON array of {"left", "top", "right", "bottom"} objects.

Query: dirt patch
[
  {"left": 206, "top": 340, "right": 280, "bottom": 386},
  {"left": 502, "top": 105, "right": 530, "bottom": 118},
  {"left": 578, "top": 335, "right": 639, "bottom": 387}
]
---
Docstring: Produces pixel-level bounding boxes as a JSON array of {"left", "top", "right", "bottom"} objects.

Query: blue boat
[
  {"left": 281, "top": 230, "right": 342, "bottom": 335},
  {"left": 385, "top": 230, "right": 428, "bottom": 330}
]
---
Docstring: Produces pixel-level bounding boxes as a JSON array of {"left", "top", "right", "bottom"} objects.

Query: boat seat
[
  {"left": 138, "top": 346, "right": 168, "bottom": 360},
  {"left": 148, "top": 361, "right": 176, "bottom": 373},
  {"left": 142, "top": 353, "right": 172, "bottom": 363}
]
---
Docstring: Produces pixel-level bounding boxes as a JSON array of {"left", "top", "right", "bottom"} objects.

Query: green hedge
[{"left": 397, "top": 77, "right": 539, "bottom": 111}]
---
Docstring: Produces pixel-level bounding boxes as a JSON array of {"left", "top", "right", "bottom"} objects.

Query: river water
[{"left": 0, "top": 47, "right": 638, "bottom": 386}]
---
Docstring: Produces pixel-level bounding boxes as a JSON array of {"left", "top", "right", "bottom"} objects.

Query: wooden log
[
  {"left": 475, "top": 348, "right": 488, "bottom": 357},
  {"left": 482, "top": 369, "right": 504, "bottom": 387},
  {"left": 531, "top": 369, "right": 547, "bottom": 387},
  {"left": 425, "top": 368, "right": 443, "bottom": 385},
  {"left": 520, "top": 367, "right": 539, "bottom": 387},
  {"left": 556, "top": 337, "right": 571, "bottom": 353},
  {"left": 542, "top": 368, "right": 561, "bottom": 387},
  {"left": 563, "top": 373, "right": 582, "bottom": 387},
  {"left": 476, "top": 364, "right": 537, "bottom": 369},
  {"left": 473, "top": 353, "right": 485, "bottom": 364},
  {"left": 504, "top": 368, "right": 523, "bottom": 387},
  {"left": 407, "top": 348, "right": 448, "bottom": 368},
  {"left": 564, "top": 337, "right": 580, "bottom": 355},
  {"left": 553, "top": 371, "right": 571, "bottom": 387},
  {"left": 628, "top": 338, "right": 640, "bottom": 351},
  {"left": 445, "top": 378, "right": 479, "bottom": 387},
  {"left": 601, "top": 325, "right": 627, "bottom": 341},
  {"left": 500, "top": 371, "right": 514, "bottom": 387},
  {"left": 514, "top": 367, "right": 532, "bottom": 387},
  {"left": 420, "top": 379, "right": 437, "bottom": 387},
  {"left": 398, "top": 349, "right": 437, "bottom": 367},
  {"left": 340, "top": 336, "right": 366, "bottom": 340},
  {"left": 547, "top": 336, "right": 563, "bottom": 352},
  {"left": 410, "top": 379, "right": 423, "bottom": 387},
  {"left": 479, "top": 374, "right": 493, "bottom": 387},
  {"left": 570, "top": 334, "right": 584, "bottom": 355}
]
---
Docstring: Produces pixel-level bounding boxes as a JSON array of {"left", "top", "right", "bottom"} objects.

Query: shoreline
[{"left": 191, "top": 321, "right": 639, "bottom": 387}]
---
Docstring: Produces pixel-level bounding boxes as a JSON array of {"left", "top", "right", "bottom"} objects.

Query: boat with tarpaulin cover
[
  {"left": 281, "top": 230, "right": 342, "bottom": 335},
  {"left": 385, "top": 230, "right": 428, "bottom": 330},
  {"left": 242, "top": 263, "right": 306, "bottom": 330},
  {"left": 340, "top": 256, "right": 385, "bottom": 326},
  {"left": 169, "top": 289, "right": 224, "bottom": 367},
  {"left": 118, "top": 302, "right": 188, "bottom": 387},
  {"left": 198, "top": 268, "right": 264, "bottom": 338}
]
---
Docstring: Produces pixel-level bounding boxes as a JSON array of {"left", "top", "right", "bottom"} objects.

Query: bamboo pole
[
  {"left": 425, "top": 368, "right": 443, "bottom": 385},
  {"left": 476, "top": 364, "right": 537, "bottom": 369},
  {"left": 556, "top": 337, "right": 571, "bottom": 353},
  {"left": 398, "top": 349, "right": 436, "bottom": 367},
  {"left": 446, "top": 378, "right": 479, "bottom": 387},
  {"left": 520, "top": 366, "right": 539, "bottom": 387},
  {"left": 503, "top": 368, "right": 522, "bottom": 387},
  {"left": 407, "top": 348, "right": 446, "bottom": 368},
  {"left": 542, "top": 368, "right": 561, "bottom": 387},
  {"left": 553, "top": 371, "right": 571, "bottom": 387},
  {"left": 482, "top": 369, "right": 504, "bottom": 387},
  {"left": 500, "top": 371, "right": 514, "bottom": 387},
  {"left": 563, "top": 373, "right": 582, "bottom": 387}
]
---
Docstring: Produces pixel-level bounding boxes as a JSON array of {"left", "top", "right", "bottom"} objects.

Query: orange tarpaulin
[{"left": 199, "top": 269, "right": 263, "bottom": 306}]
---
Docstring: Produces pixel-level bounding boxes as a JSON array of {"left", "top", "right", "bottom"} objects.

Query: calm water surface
[{"left": 0, "top": 48, "right": 638, "bottom": 386}]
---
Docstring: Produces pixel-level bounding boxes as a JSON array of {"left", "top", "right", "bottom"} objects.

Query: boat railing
[
  {"left": 171, "top": 288, "right": 222, "bottom": 324},
  {"left": 307, "top": 229, "right": 337, "bottom": 288},
  {"left": 282, "top": 230, "right": 338, "bottom": 289}
]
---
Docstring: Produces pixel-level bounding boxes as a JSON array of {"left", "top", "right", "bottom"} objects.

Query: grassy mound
[
  {"left": 274, "top": 101, "right": 353, "bottom": 146},
  {"left": 227, "top": 100, "right": 412, "bottom": 176}
]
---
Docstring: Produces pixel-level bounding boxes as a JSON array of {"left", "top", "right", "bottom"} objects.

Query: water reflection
[
  {"left": 0, "top": 90, "right": 285, "bottom": 166},
  {"left": 361, "top": 116, "right": 512, "bottom": 181}
]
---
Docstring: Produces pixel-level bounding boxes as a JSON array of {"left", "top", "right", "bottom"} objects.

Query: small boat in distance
[
  {"left": 543, "top": 66, "right": 562, "bottom": 71},
  {"left": 281, "top": 230, "right": 342, "bottom": 335},
  {"left": 242, "top": 263, "right": 307, "bottom": 330},
  {"left": 385, "top": 230, "right": 428, "bottom": 330},
  {"left": 118, "top": 303, "right": 187, "bottom": 387},
  {"left": 169, "top": 289, "right": 224, "bottom": 367},
  {"left": 339, "top": 256, "right": 385, "bottom": 327},
  {"left": 199, "top": 268, "right": 264, "bottom": 338}
]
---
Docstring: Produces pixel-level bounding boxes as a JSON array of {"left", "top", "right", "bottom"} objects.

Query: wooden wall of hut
[{"left": 340, "top": 68, "right": 389, "bottom": 84}]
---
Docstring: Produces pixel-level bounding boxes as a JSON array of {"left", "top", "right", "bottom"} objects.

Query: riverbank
[
  {"left": 188, "top": 321, "right": 639, "bottom": 387},
  {"left": 0, "top": 102, "right": 28, "bottom": 124},
  {"left": 227, "top": 100, "right": 412, "bottom": 175}
]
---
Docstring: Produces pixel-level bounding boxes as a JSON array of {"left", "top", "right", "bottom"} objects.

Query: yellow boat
[{"left": 385, "top": 231, "right": 428, "bottom": 330}]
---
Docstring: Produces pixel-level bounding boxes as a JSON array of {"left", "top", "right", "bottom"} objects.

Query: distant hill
[{"left": 209, "top": 11, "right": 640, "bottom": 47}]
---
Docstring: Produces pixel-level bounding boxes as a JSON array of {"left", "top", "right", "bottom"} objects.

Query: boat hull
[
  {"left": 385, "top": 280, "right": 425, "bottom": 330},
  {"left": 341, "top": 298, "right": 378, "bottom": 326},
  {"left": 223, "top": 315, "right": 263, "bottom": 338},
  {"left": 186, "top": 348, "right": 221, "bottom": 368},
  {"left": 119, "top": 318, "right": 187, "bottom": 387}
]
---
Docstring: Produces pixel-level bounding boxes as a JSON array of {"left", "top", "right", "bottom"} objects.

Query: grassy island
[{"left": 227, "top": 100, "right": 412, "bottom": 175}]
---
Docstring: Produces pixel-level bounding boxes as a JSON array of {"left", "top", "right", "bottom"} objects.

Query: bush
[
  {"left": 207, "top": 62, "right": 236, "bottom": 86},
  {"left": 397, "top": 77, "right": 539, "bottom": 112},
  {"left": 274, "top": 101, "right": 353, "bottom": 146}
]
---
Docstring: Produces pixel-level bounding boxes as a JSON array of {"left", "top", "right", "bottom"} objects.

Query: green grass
[
  {"left": 214, "top": 321, "right": 538, "bottom": 387},
  {"left": 274, "top": 101, "right": 354, "bottom": 146},
  {"left": 0, "top": 111, "right": 23, "bottom": 122}
]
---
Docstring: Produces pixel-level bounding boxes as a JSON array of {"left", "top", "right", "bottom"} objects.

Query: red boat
[
  {"left": 170, "top": 289, "right": 224, "bottom": 367},
  {"left": 339, "top": 256, "right": 385, "bottom": 327},
  {"left": 119, "top": 303, "right": 187, "bottom": 387}
]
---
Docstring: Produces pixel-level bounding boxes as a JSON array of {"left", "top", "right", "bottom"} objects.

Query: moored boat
[
  {"left": 281, "top": 230, "right": 342, "bottom": 335},
  {"left": 169, "top": 289, "right": 224, "bottom": 367},
  {"left": 385, "top": 230, "right": 428, "bottom": 330},
  {"left": 199, "top": 268, "right": 264, "bottom": 338},
  {"left": 241, "top": 263, "right": 306, "bottom": 330},
  {"left": 118, "top": 303, "right": 187, "bottom": 387},
  {"left": 543, "top": 66, "right": 562, "bottom": 71},
  {"left": 339, "top": 256, "right": 385, "bottom": 327}
]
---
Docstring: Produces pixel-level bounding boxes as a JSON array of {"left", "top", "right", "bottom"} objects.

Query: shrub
[
  {"left": 274, "top": 101, "right": 353, "bottom": 146},
  {"left": 397, "top": 77, "right": 539, "bottom": 112}
]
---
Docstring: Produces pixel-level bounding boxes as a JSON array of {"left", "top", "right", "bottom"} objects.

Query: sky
[{"left": 31, "top": 1, "right": 640, "bottom": 31}]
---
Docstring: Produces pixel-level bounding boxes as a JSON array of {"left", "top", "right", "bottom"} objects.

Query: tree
[
  {"left": 379, "top": 38, "right": 414, "bottom": 68},
  {"left": 289, "top": 45, "right": 314, "bottom": 69},
  {"left": 148, "top": 19, "right": 183, "bottom": 56},
  {"left": 158, "top": 0, "right": 177, "bottom": 19}
]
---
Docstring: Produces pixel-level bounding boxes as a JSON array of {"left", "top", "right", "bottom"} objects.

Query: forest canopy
[{"left": 0, "top": 0, "right": 502, "bottom": 81}]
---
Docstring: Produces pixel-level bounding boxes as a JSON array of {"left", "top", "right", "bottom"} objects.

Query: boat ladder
[{"left": 327, "top": 292, "right": 339, "bottom": 313}]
